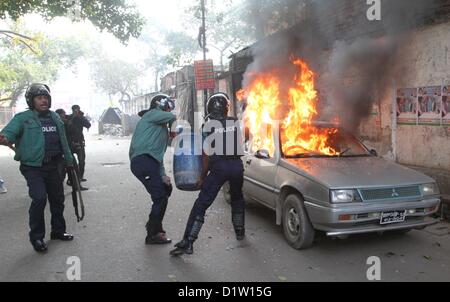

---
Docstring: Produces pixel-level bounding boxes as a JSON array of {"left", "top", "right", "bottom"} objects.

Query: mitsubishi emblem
[{"left": 392, "top": 189, "right": 399, "bottom": 198}]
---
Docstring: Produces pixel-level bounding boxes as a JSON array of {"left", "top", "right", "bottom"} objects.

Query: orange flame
[
  {"left": 237, "top": 74, "right": 280, "bottom": 156},
  {"left": 238, "top": 57, "right": 338, "bottom": 157}
]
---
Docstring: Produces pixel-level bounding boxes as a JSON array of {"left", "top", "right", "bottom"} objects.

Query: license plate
[{"left": 380, "top": 211, "right": 406, "bottom": 225}]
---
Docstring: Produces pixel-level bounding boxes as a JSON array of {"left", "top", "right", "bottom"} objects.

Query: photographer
[
  {"left": 56, "top": 109, "right": 88, "bottom": 191},
  {"left": 68, "top": 105, "right": 91, "bottom": 182}
]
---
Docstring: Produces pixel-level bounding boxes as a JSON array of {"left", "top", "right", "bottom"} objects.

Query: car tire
[{"left": 282, "top": 194, "right": 315, "bottom": 250}]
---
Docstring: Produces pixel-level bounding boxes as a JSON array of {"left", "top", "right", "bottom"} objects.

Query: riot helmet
[
  {"left": 25, "top": 83, "right": 52, "bottom": 109},
  {"left": 207, "top": 93, "right": 231, "bottom": 120},
  {"left": 150, "top": 94, "right": 176, "bottom": 111}
]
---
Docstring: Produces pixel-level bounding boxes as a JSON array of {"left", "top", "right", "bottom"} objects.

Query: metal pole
[
  {"left": 201, "top": 0, "right": 208, "bottom": 117},
  {"left": 392, "top": 80, "right": 397, "bottom": 162},
  {"left": 201, "top": 0, "right": 206, "bottom": 61}
]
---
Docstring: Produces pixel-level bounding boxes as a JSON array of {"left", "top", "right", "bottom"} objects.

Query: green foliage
[
  {"left": 164, "top": 31, "right": 198, "bottom": 67},
  {"left": 183, "top": 0, "right": 254, "bottom": 69},
  {"left": 90, "top": 56, "right": 142, "bottom": 102},
  {"left": 0, "top": 23, "right": 85, "bottom": 106},
  {"left": 0, "top": 0, "right": 145, "bottom": 43},
  {"left": 138, "top": 24, "right": 198, "bottom": 91}
]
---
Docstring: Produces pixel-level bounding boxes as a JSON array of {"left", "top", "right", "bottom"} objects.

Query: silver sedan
[{"left": 223, "top": 122, "right": 441, "bottom": 249}]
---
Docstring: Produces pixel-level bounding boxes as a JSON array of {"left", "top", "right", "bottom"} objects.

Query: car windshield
[{"left": 281, "top": 127, "right": 371, "bottom": 158}]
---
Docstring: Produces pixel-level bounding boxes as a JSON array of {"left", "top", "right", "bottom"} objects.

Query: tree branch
[
  {"left": 0, "top": 30, "right": 35, "bottom": 41},
  {"left": 1, "top": 32, "right": 37, "bottom": 53}
]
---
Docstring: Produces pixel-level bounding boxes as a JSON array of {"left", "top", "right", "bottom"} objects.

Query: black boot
[
  {"left": 232, "top": 211, "right": 245, "bottom": 241},
  {"left": 171, "top": 208, "right": 196, "bottom": 248},
  {"left": 170, "top": 216, "right": 204, "bottom": 256},
  {"left": 171, "top": 238, "right": 193, "bottom": 255},
  {"left": 31, "top": 239, "right": 48, "bottom": 253}
]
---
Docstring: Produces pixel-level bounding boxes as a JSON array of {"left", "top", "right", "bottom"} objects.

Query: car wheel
[{"left": 282, "top": 194, "right": 315, "bottom": 250}]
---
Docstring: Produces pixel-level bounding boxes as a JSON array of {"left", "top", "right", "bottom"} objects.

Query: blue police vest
[
  {"left": 39, "top": 114, "right": 63, "bottom": 160},
  {"left": 202, "top": 117, "right": 243, "bottom": 162}
]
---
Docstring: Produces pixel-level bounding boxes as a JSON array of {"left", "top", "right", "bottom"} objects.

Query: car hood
[{"left": 282, "top": 156, "right": 434, "bottom": 189}]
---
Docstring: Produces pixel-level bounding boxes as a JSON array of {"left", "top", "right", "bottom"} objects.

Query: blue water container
[{"left": 173, "top": 130, "right": 203, "bottom": 191}]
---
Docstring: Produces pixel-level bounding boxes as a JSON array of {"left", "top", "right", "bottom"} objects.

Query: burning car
[{"left": 223, "top": 58, "right": 441, "bottom": 249}]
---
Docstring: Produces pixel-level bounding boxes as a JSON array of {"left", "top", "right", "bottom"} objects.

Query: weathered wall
[
  {"left": 0, "top": 107, "right": 13, "bottom": 129},
  {"left": 356, "top": 22, "right": 450, "bottom": 193},
  {"left": 367, "top": 22, "right": 450, "bottom": 171},
  {"left": 393, "top": 22, "right": 450, "bottom": 170}
]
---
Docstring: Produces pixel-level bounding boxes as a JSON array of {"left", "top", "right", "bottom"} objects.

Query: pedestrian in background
[
  {"left": 68, "top": 105, "right": 91, "bottom": 183},
  {"left": 56, "top": 108, "right": 88, "bottom": 191}
]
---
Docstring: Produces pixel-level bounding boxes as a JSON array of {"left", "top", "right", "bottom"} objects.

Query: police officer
[
  {"left": 130, "top": 94, "right": 176, "bottom": 245},
  {"left": 55, "top": 108, "right": 88, "bottom": 191},
  {"left": 67, "top": 105, "right": 91, "bottom": 182},
  {"left": 0, "top": 84, "right": 75, "bottom": 252},
  {"left": 170, "top": 93, "right": 246, "bottom": 256}
]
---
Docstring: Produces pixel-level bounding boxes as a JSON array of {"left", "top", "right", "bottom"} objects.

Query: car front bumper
[{"left": 304, "top": 198, "right": 441, "bottom": 237}]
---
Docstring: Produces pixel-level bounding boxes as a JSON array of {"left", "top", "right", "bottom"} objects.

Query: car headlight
[
  {"left": 330, "top": 189, "right": 362, "bottom": 203},
  {"left": 420, "top": 183, "right": 440, "bottom": 197}
]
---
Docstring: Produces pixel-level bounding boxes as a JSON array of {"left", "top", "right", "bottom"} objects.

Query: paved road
[{"left": 1, "top": 134, "right": 449, "bottom": 282}]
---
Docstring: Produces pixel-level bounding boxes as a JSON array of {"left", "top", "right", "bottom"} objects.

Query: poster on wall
[
  {"left": 396, "top": 88, "right": 418, "bottom": 125},
  {"left": 371, "top": 102, "right": 381, "bottom": 127},
  {"left": 418, "top": 86, "right": 442, "bottom": 125},
  {"left": 442, "top": 85, "right": 450, "bottom": 126}
]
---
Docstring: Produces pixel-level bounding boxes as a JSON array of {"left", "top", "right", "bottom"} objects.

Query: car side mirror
[
  {"left": 370, "top": 149, "right": 378, "bottom": 157},
  {"left": 255, "top": 149, "right": 270, "bottom": 159}
]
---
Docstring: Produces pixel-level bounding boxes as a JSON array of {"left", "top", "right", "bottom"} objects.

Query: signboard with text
[{"left": 194, "top": 60, "right": 215, "bottom": 90}]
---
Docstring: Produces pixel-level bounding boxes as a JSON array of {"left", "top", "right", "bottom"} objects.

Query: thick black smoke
[{"left": 242, "top": 0, "right": 440, "bottom": 131}]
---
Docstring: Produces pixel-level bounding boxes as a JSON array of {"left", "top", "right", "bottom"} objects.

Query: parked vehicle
[{"left": 223, "top": 122, "right": 441, "bottom": 249}]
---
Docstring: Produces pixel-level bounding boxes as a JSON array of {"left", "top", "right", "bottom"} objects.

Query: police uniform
[
  {"left": 129, "top": 94, "right": 176, "bottom": 245},
  {"left": 170, "top": 93, "right": 246, "bottom": 256},
  {"left": 0, "top": 84, "right": 74, "bottom": 252},
  {"left": 21, "top": 112, "right": 67, "bottom": 243}
]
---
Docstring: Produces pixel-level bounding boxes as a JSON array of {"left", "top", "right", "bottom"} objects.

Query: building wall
[
  {"left": 393, "top": 22, "right": 450, "bottom": 170},
  {"left": 122, "top": 93, "right": 155, "bottom": 116},
  {"left": 354, "top": 22, "right": 450, "bottom": 194},
  {"left": 0, "top": 107, "right": 13, "bottom": 129},
  {"left": 360, "top": 22, "right": 450, "bottom": 171}
]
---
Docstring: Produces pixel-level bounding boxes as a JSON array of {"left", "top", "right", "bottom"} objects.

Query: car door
[{"left": 242, "top": 129, "right": 279, "bottom": 209}]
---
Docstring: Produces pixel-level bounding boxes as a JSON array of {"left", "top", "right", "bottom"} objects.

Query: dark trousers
[
  {"left": 130, "top": 155, "right": 169, "bottom": 236},
  {"left": 20, "top": 162, "right": 66, "bottom": 241},
  {"left": 186, "top": 159, "right": 245, "bottom": 230},
  {"left": 73, "top": 146, "right": 86, "bottom": 179}
]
